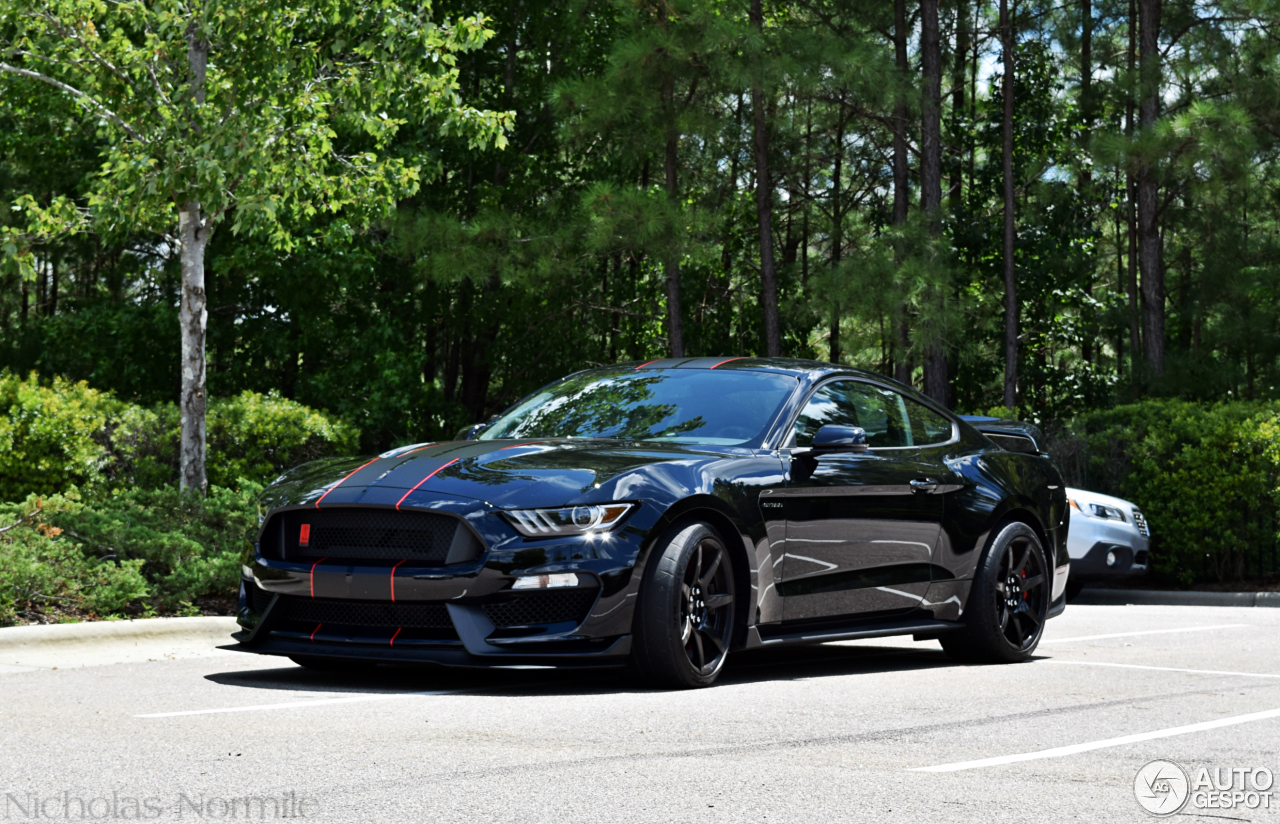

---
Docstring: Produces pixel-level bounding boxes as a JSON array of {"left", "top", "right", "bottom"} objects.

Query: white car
[{"left": 1064, "top": 487, "right": 1150, "bottom": 599}]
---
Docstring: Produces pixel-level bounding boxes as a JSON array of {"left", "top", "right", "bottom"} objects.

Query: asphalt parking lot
[{"left": 2, "top": 605, "right": 1278, "bottom": 822}]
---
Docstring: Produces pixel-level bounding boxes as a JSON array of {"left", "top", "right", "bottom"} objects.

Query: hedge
[
  {"left": 0, "top": 372, "right": 359, "bottom": 625},
  {"left": 1062, "top": 400, "right": 1280, "bottom": 585},
  {"left": 0, "top": 371, "right": 359, "bottom": 499}
]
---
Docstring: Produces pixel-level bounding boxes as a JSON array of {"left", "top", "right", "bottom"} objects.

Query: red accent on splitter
[
  {"left": 709, "top": 357, "right": 744, "bottom": 369},
  {"left": 310, "top": 623, "right": 322, "bottom": 642},
  {"left": 395, "top": 459, "right": 460, "bottom": 511},
  {"left": 389, "top": 627, "right": 402, "bottom": 647},
  {"left": 390, "top": 560, "right": 406, "bottom": 602},
  {"left": 309, "top": 557, "right": 327, "bottom": 598},
  {"left": 299, "top": 524, "right": 311, "bottom": 547},
  {"left": 314, "top": 456, "right": 381, "bottom": 509}
]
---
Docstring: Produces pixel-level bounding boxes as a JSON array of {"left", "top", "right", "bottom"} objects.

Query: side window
[
  {"left": 792, "top": 382, "right": 858, "bottom": 447},
  {"left": 904, "top": 398, "right": 954, "bottom": 445},
  {"left": 791, "top": 381, "right": 911, "bottom": 448}
]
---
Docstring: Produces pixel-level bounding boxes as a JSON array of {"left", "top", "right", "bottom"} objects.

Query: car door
[{"left": 777, "top": 380, "right": 954, "bottom": 622}]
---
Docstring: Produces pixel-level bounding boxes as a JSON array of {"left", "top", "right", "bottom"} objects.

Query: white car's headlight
[
  {"left": 1069, "top": 498, "right": 1127, "bottom": 522},
  {"left": 503, "top": 503, "right": 634, "bottom": 537}
]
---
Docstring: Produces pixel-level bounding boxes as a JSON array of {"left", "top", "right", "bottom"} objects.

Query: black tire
[
  {"left": 1064, "top": 579, "right": 1085, "bottom": 602},
  {"left": 630, "top": 521, "right": 736, "bottom": 689},
  {"left": 288, "top": 655, "right": 375, "bottom": 672},
  {"left": 941, "top": 521, "right": 1049, "bottom": 664}
]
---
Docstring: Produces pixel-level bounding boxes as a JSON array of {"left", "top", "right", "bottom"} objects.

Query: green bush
[
  {"left": 0, "top": 494, "right": 150, "bottom": 625},
  {"left": 0, "top": 485, "right": 260, "bottom": 626},
  {"left": 0, "top": 372, "right": 133, "bottom": 501},
  {"left": 1075, "top": 400, "right": 1280, "bottom": 585},
  {"left": 0, "top": 371, "right": 359, "bottom": 500}
]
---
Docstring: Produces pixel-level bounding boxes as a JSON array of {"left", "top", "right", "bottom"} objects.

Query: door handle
[{"left": 909, "top": 478, "right": 939, "bottom": 494}]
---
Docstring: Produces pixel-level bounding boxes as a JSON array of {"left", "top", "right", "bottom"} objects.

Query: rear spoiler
[{"left": 959, "top": 415, "right": 1045, "bottom": 455}]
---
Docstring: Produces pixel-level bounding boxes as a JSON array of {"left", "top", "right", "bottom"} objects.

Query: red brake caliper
[{"left": 1021, "top": 569, "right": 1027, "bottom": 599}]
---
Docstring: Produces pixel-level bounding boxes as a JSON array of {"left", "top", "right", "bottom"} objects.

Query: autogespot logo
[
  {"left": 1134, "top": 759, "right": 1191, "bottom": 816},
  {"left": 1134, "top": 760, "right": 1276, "bottom": 816}
]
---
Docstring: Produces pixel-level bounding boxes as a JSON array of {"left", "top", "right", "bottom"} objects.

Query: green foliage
[
  {"left": 0, "top": 487, "right": 258, "bottom": 626},
  {"left": 204, "top": 391, "right": 360, "bottom": 489},
  {"left": 0, "top": 372, "right": 130, "bottom": 501},
  {"left": 0, "top": 372, "right": 357, "bottom": 502},
  {"left": 1076, "top": 400, "right": 1280, "bottom": 585}
]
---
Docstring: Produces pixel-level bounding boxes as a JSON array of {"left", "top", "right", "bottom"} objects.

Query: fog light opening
[
  {"left": 1105, "top": 549, "right": 1118, "bottom": 568},
  {"left": 511, "top": 573, "right": 580, "bottom": 590}
]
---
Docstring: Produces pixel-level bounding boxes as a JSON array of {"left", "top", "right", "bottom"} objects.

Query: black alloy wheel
[
  {"left": 941, "top": 521, "right": 1049, "bottom": 664},
  {"left": 631, "top": 521, "right": 736, "bottom": 688}
]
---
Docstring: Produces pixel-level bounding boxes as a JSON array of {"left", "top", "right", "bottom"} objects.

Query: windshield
[{"left": 478, "top": 368, "right": 799, "bottom": 446}]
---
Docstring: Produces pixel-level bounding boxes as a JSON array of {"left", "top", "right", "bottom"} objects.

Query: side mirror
[
  {"left": 455, "top": 422, "right": 488, "bottom": 441},
  {"left": 812, "top": 424, "right": 868, "bottom": 453}
]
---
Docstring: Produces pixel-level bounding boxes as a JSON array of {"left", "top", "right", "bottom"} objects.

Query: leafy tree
[{"left": 0, "top": 0, "right": 511, "bottom": 491}]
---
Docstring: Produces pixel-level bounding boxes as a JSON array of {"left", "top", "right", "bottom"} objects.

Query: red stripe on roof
[
  {"left": 709, "top": 357, "right": 744, "bottom": 369},
  {"left": 314, "top": 456, "right": 381, "bottom": 509},
  {"left": 634, "top": 360, "right": 660, "bottom": 370},
  {"left": 394, "top": 458, "right": 460, "bottom": 511},
  {"left": 309, "top": 557, "right": 327, "bottom": 598},
  {"left": 390, "top": 560, "right": 405, "bottom": 602}
]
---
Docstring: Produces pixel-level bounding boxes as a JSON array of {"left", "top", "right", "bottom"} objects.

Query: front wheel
[
  {"left": 941, "top": 521, "right": 1049, "bottom": 664},
  {"left": 630, "top": 521, "right": 736, "bottom": 689}
]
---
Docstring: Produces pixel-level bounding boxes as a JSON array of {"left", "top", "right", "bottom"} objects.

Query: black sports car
[{"left": 232, "top": 358, "right": 1070, "bottom": 688}]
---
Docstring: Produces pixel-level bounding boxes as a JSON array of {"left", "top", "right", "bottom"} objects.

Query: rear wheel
[
  {"left": 941, "top": 521, "right": 1049, "bottom": 664},
  {"left": 631, "top": 521, "right": 736, "bottom": 689}
]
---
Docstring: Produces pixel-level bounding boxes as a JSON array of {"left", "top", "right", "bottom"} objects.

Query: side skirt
[{"left": 743, "top": 617, "right": 965, "bottom": 649}]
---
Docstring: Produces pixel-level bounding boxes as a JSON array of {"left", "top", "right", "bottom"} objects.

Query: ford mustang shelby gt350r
[{"left": 232, "top": 358, "right": 1070, "bottom": 688}]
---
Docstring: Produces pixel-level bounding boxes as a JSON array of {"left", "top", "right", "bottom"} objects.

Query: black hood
[{"left": 260, "top": 438, "right": 740, "bottom": 511}]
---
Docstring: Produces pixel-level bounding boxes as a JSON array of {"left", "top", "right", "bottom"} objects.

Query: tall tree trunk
[
  {"left": 892, "top": 0, "right": 911, "bottom": 386},
  {"left": 49, "top": 256, "right": 58, "bottom": 315},
  {"left": 1080, "top": 0, "right": 1093, "bottom": 368},
  {"left": 920, "top": 0, "right": 947, "bottom": 404},
  {"left": 178, "top": 200, "right": 209, "bottom": 494},
  {"left": 1137, "top": 0, "right": 1163, "bottom": 376},
  {"left": 751, "top": 0, "right": 781, "bottom": 357},
  {"left": 179, "top": 26, "right": 210, "bottom": 494},
  {"left": 830, "top": 113, "right": 844, "bottom": 364},
  {"left": 949, "top": 2, "right": 969, "bottom": 208},
  {"left": 1001, "top": 0, "right": 1017, "bottom": 410},
  {"left": 663, "top": 126, "right": 685, "bottom": 358},
  {"left": 1125, "top": 0, "right": 1141, "bottom": 372}
]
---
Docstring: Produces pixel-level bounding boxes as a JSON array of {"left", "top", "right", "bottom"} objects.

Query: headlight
[
  {"left": 1069, "top": 498, "right": 1127, "bottom": 522},
  {"left": 503, "top": 503, "right": 634, "bottom": 537}
]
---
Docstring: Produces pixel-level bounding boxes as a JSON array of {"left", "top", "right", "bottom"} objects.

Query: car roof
[{"left": 599, "top": 356, "right": 897, "bottom": 382}]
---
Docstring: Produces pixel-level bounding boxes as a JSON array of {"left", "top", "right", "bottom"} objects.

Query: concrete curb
[
  {"left": 0, "top": 614, "right": 238, "bottom": 652},
  {"left": 1076, "top": 589, "right": 1280, "bottom": 608}
]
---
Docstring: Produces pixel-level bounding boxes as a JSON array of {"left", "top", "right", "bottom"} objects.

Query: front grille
[
  {"left": 261, "top": 508, "right": 476, "bottom": 564},
  {"left": 247, "top": 580, "right": 274, "bottom": 613},
  {"left": 272, "top": 594, "right": 453, "bottom": 629},
  {"left": 1132, "top": 509, "right": 1150, "bottom": 537},
  {"left": 483, "top": 589, "right": 597, "bottom": 628}
]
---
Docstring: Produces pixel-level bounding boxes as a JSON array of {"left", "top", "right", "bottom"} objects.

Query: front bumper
[
  {"left": 232, "top": 509, "right": 651, "bottom": 668},
  {"left": 1068, "top": 540, "right": 1149, "bottom": 582}
]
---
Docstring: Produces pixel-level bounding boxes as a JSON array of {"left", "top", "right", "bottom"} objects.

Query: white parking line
[
  {"left": 137, "top": 689, "right": 470, "bottom": 717},
  {"left": 1041, "top": 624, "right": 1249, "bottom": 644},
  {"left": 1046, "top": 660, "right": 1280, "bottom": 679},
  {"left": 910, "top": 706, "right": 1280, "bottom": 772}
]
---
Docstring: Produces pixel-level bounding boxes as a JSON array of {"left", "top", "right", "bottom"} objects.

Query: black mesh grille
[
  {"left": 262, "top": 508, "right": 465, "bottom": 564},
  {"left": 483, "top": 589, "right": 597, "bottom": 628},
  {"left": 248, "top": 581, "right": 274, "bottom": 613},
  {"left": 272, "top": 595, "right": 454, "bottom": 629}
]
